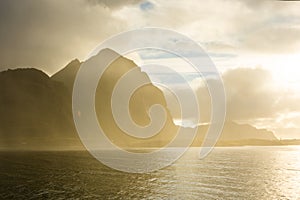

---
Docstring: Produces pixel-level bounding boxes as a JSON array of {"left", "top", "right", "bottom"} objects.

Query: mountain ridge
[{"left": 0, "top": 48, "right": 281, "bottom": 150}]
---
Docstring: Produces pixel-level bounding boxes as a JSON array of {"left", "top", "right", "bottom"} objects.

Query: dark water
[{"left": 1, "top": 146, "right": 300, "bottom": 199}]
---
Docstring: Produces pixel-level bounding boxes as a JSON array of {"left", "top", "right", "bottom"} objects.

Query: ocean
[{"left": 1, "top": 146, "right": 300, "bottom": 199}]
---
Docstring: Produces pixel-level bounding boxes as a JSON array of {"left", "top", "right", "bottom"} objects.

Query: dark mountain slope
[{"left": 0, "top": 68, "right": 80, "bottom": 150}]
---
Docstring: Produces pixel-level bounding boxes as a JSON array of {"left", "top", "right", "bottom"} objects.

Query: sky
[{"left": 0, "top": 0, "right": 300, "bottom": 138}]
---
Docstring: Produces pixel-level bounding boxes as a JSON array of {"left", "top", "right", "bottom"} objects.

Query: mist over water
[{"left": 1, "top": 146, "right": 300, "bottom": 199}]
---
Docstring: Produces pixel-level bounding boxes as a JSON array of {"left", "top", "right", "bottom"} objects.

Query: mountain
[
  {"left": 193, "top": 121, "right": 277, "bottom": 146},
  {"left": 51, "top": 58, "right": 81, "bottom": 92},
  {"left": 0, "top": 68, "right": 81, "bottom": 150},
  {"left": 221, "top": 121, "right": 276, "bottom": 140},
  {"left": 53, "top": 48, "right": 179, "bottom": 149},
  {"left": 0, "top": 48, "right": 279, "bottom": 150},
  {"left": 94, "top": 49, "right": 178, "bottom": 149}
]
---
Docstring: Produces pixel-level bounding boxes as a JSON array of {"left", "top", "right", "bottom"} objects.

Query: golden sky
[{"left": 0, "top": 0, "right": 300, "bottom": 138}]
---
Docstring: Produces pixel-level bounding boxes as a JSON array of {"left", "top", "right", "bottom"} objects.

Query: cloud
[
  {"left": 115, "top": 0, "right": 300, "bottom": 54},
  {"left": 87, "top": 0, "right": 142, "bottom": 10},
  {"left": 160, "top": 67, "right": 300, "bottom": 138},
  {"left": 0, "top": 0, "right": 128, "bottom": 74},
  {"left": 1, "top": 0, "right": 300, "bottom": 74},
  {"left": 199, "top": 67, "right": 300, "bottom": 122},
  {"left": 240, "top": 26, "right": 300, "bottom": 54},
  {"left": 223, "top": 67, "right": 277, "bottom": 120},
  {"left": 209, "top": 67, "right": 300, "bottom": 138},
  {"left": 162, "top": 68, "right": 277, "bottom": 122}
]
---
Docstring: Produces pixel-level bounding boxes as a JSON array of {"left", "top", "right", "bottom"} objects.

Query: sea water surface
[{"left": 1, "top": 146, "right": 300, "bottom": 199}]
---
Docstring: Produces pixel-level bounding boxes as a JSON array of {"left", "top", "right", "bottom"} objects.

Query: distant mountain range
[{"left": 1, "top": 48, "right": 292, "bottom": 150}]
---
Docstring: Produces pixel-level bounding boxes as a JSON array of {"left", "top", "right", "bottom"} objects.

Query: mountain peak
[
  {"left": 68, "top": 58, "right": 80, "bottom": 66},
  {"left": 98, "top": 48, "right": 120, "bottom": 56},
  {"left": 53, "top": 58, "right": 81, "bottom": 76},
  {"left": 52, "top": 48, "right": 137, "bottom": 92},
  {"left": 51, "top": 59, "right": 81, "bottom": 90}
]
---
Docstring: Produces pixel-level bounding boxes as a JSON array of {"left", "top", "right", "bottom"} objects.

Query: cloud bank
[{"left": 1, "top": 0, "right": 300, "bottom": 73}]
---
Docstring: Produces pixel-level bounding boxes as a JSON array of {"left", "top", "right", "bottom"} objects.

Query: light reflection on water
[
  {"left": 157, "top": 146, "right": 300, "bottom": 199},
  {"left": 0, "top": 146, "right": 300, "bottom": 199}
]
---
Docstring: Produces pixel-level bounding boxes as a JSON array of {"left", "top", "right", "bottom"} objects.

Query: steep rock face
[
  {"left": 93, "top": 49, "right": 178, "bottom": 149},
  {"left": 52, "top": 49, "right": 181, "bottom": 149}
]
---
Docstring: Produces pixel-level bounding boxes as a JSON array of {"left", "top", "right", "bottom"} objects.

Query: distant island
[{"left": 1, "top": 49, "right": 299, "bottom": 151}]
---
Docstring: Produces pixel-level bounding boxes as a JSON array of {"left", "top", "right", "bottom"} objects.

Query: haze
[{"left": 1, "top": 0, "right": 300, "bottom": 139}]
